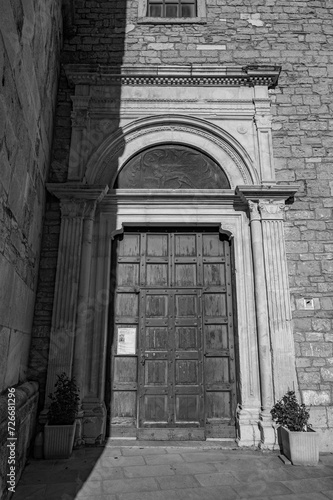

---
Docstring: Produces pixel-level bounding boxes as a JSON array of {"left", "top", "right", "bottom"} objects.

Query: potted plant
[
  {"left": 271, "top": 390, "right": 318, "bottom": 466},
  {"left": 44, "top": 372, "right": 80, "bottom": 459}
]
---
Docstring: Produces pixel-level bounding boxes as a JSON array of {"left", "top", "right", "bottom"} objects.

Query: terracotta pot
[
  {"left": 280, "top": 426, "right": 319, "bottom": 466},
  {"left": 44, "top": 422, "right": 76, "bottom": 459}
]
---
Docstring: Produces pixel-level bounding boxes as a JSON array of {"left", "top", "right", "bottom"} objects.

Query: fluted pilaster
[
  {"left": 44, "top": 184, "right": 108, "bottom": 402},
  {"left": 259, "top": 200, "right": 298, "bottom": 399},
  {"left": 248, "top": 201, "right": 274, "bottom": 412},
  {"left": 45, "top": 199, "right": 86, "bottom": 399},
  {"left": 237, "top": 185, "right": 299, "bottom": 448}
]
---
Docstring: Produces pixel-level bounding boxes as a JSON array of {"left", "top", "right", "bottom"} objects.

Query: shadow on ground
[{"left": 12, "top": 441, "right": 333, "bottom": 500}]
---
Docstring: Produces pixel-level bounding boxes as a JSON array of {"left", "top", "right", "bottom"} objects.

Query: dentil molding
[{"left": 64, "top": 64, "right": 281, "bottom": 88}]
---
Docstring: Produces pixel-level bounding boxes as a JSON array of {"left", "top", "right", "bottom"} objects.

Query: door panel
[
  {"left": 176, "top": 395, "right": 199, "bottom": 422},
  {"left": 206, "top": 392, "right": 231, "bottom": 419},
  {"left": 145, "top": 360, "right": 168, "bottom": 385},
  {"left": 205, "top": 324, "right": 229, "bottom": 351},
  {"left": 146, "top": 327, "right": 168, "bottom": 350},
  {"left": 205, "top": 357, "right": 230, "bottom": 387},
  {"left": 203, "top": 233, "right": 224, "bottom": 256},
  {"left": 175, "top": 360, "right": 199, "bottom": 384},
  {"left": 147, "top": 234, "right": 168, "bottom": 257},
  {"left": 203, "top": 293, "right": 227, "bottom": 317},
  {"left": 117, "top": 263, "right": 140, "bottom": 287},
  {"left": 176, "top": 327, "right": 197, "bottom": 350},
  {"left": 119, "top": 234, "right": 140, "bottom": 256},
  {"left": 175, "top": 234, "right": 196, "bottom": 256},
  {"left": 111, "top": 229, "right": 237, "bottom": 439},
  {"left": 146, "top": 294, "right": 168, "bottom": 317},
  {"left": 144, "top": 395, "right": 168, "bottom": 422},
  {"left": 112, "top": 392, "right": 136, "bottom": 419},
  {"left": 203, "top": 263, "right": 225, "bottom": 286},
  {"left": 175, "top": 264, "right": 197, "bottom": 286},
  {"left": 146, "top": 264, "right": 168, "bottom": 286},
  {"left": 116, "top": 293, "right": 139, "bottom": 317},
  {"left": 175, "top": 294, "right": 198, "bottom": 318}
]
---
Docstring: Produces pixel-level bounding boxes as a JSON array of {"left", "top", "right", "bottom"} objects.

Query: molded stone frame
[
  {"left": 44, "top": 64, "right": 298, "bottom": 449},
  {"left": 138, "top": 0, "right": 207, "bottom": 23}
]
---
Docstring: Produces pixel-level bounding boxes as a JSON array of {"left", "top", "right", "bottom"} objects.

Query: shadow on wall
[{"left": 28, "top": 0, "right": 127, "bottom": 442}]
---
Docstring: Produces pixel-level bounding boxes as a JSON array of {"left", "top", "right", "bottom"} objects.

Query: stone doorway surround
[{"left": 42, "top": 65, "right": 299, "bottom": 449}]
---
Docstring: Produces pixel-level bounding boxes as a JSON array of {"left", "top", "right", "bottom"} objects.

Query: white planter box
[
  {"left": 44, "top": 422, "right": 76, "bottom": 459},
  {"left": 280, "top": 426, "right": 319, "bottom": 466}
]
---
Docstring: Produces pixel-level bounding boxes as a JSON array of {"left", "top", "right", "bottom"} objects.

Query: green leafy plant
[
  {"left": 48, "top": 373, "right": 80, "bottom": 425},
  {"left": 271, "top": 390, "right": 311, "bottom": 432}
]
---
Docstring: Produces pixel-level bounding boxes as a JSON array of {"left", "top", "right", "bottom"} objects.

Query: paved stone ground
[{"left": 11, "top": 440, "right": 333, "bottom": 500}]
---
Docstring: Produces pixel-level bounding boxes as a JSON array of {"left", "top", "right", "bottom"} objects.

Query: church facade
[{"left": 1, "top": 0, "right": 333, "bottom": 495}]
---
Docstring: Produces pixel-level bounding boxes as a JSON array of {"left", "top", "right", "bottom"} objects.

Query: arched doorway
[
  {"left": 108, "top": 145, "right": 236, "bottom": 440},
  {"left": 109, "top": 224, "right": 237, "bottom": 440},
  {"left": 45, "top": 64, "right": 298, "bottom": 449}
]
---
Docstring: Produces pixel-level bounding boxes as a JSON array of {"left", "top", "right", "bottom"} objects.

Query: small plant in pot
[
  {"left": 44, "top": 372, "right": 80, "bottom": 459},
  {"left": 271, "top": 390, "right": 318, "bottom": 466}
]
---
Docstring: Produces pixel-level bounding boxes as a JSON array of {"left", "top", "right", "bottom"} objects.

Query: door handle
[{"left": 140, "top": 354, "right": 146, "bottom": 366}]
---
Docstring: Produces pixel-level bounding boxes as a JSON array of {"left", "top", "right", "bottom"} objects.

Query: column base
[
  {"left": 258, "top": 412, "right": 278, "bottom": 450},
  {"left": 236, "top": 407, "right": 261, "bottom": 448},
  {"left": 82, "top": 401, "right": 107, "bottom": 445}
]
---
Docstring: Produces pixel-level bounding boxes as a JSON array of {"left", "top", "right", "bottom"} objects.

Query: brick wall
[{"left": 34, "top": 0, "right": 333, "bottom": 426}]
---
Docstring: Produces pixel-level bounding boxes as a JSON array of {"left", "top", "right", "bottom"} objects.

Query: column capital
[
  {"left": 258, "top": 199, "right": 286, "bottom": 220},
  {"left": 248, "top": 200, "right": 261, "bottom": 222},
  {"left": 254, "top": 114, "right": 272, "bottom": 129},
  {"left": 60, "top": 199, "right": 87, "bottom": 219},
  {"left": 47, "top": 184, "right": 109, "bottom": 220}
]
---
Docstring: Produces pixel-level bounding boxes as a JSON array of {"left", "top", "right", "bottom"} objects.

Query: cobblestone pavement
[{"left": 11, "top": 440, "right": 333, "bottom": 500}]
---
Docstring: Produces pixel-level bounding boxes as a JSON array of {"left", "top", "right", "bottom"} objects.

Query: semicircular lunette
[{"left": 114, "top": 144, "right": 231, "bottom": 189}]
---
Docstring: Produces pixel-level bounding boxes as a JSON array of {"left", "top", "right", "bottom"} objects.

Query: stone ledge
[{"left": 137, "top": 16, "right": 207, "bottom": 24}]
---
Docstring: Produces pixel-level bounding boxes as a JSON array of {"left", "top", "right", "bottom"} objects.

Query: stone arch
[{"left": 84, "top": 115, "right": 259, "bottom": 188}]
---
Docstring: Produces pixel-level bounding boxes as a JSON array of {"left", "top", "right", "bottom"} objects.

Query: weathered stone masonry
[
  {"left": 0, "top": 1, "right": 62, "bottom": 497},
  {"left": 29, "top": 0, "right": 333, "bottom": 449}
]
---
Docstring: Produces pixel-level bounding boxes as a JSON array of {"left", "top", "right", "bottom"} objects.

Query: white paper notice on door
[{"left": 117, "top": 327, "right": 137, "bottom": 355}]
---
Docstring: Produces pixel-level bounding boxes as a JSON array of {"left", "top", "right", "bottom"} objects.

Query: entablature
[{"left": 64, "top": 64, "right": 281, "bottom": 88}]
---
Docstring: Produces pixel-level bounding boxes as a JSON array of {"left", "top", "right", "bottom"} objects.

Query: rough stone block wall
[
  {"left": 0, "top": 0, "right": 62, "bottom": 496},
  {"left": 33, "top": 0, "right": 333, "bottom": 443}
]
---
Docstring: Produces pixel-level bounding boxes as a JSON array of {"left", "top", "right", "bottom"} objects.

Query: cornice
[
  {"left": 47, "top": 183, "right": 109, "bottom": 201},
  {"left": 236, "top": 184, "right": 299, "bottom": 203},
  {"left": 64, "top": 64, "right": 281, "bottom": 88},
  {"left": 100, "top": 189, "right": 240, "bottom": 207}
]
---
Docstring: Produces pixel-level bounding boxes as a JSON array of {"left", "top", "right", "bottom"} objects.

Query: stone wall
[
  {"left": 0, "top": 0, "right": 62, "bottom": 497},
  {"left": 32, "top": 0, "right": 333, "bottom": 446}
]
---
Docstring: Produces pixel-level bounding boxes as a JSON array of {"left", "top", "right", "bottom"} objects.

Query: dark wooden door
[
  {"left": 110, "top": 229, "right": 236, "bottom": 439},
  {"left": 139, "top": 288, "right": 204, "bottom": 428}
]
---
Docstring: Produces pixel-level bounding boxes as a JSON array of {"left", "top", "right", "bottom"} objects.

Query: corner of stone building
[{"left": 0, "top": 0, "right": 63, "bottom": 496}]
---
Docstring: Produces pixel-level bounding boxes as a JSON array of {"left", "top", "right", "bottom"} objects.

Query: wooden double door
[{"left": 110, "top": 228, "right": 237, "bottom": 439}]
